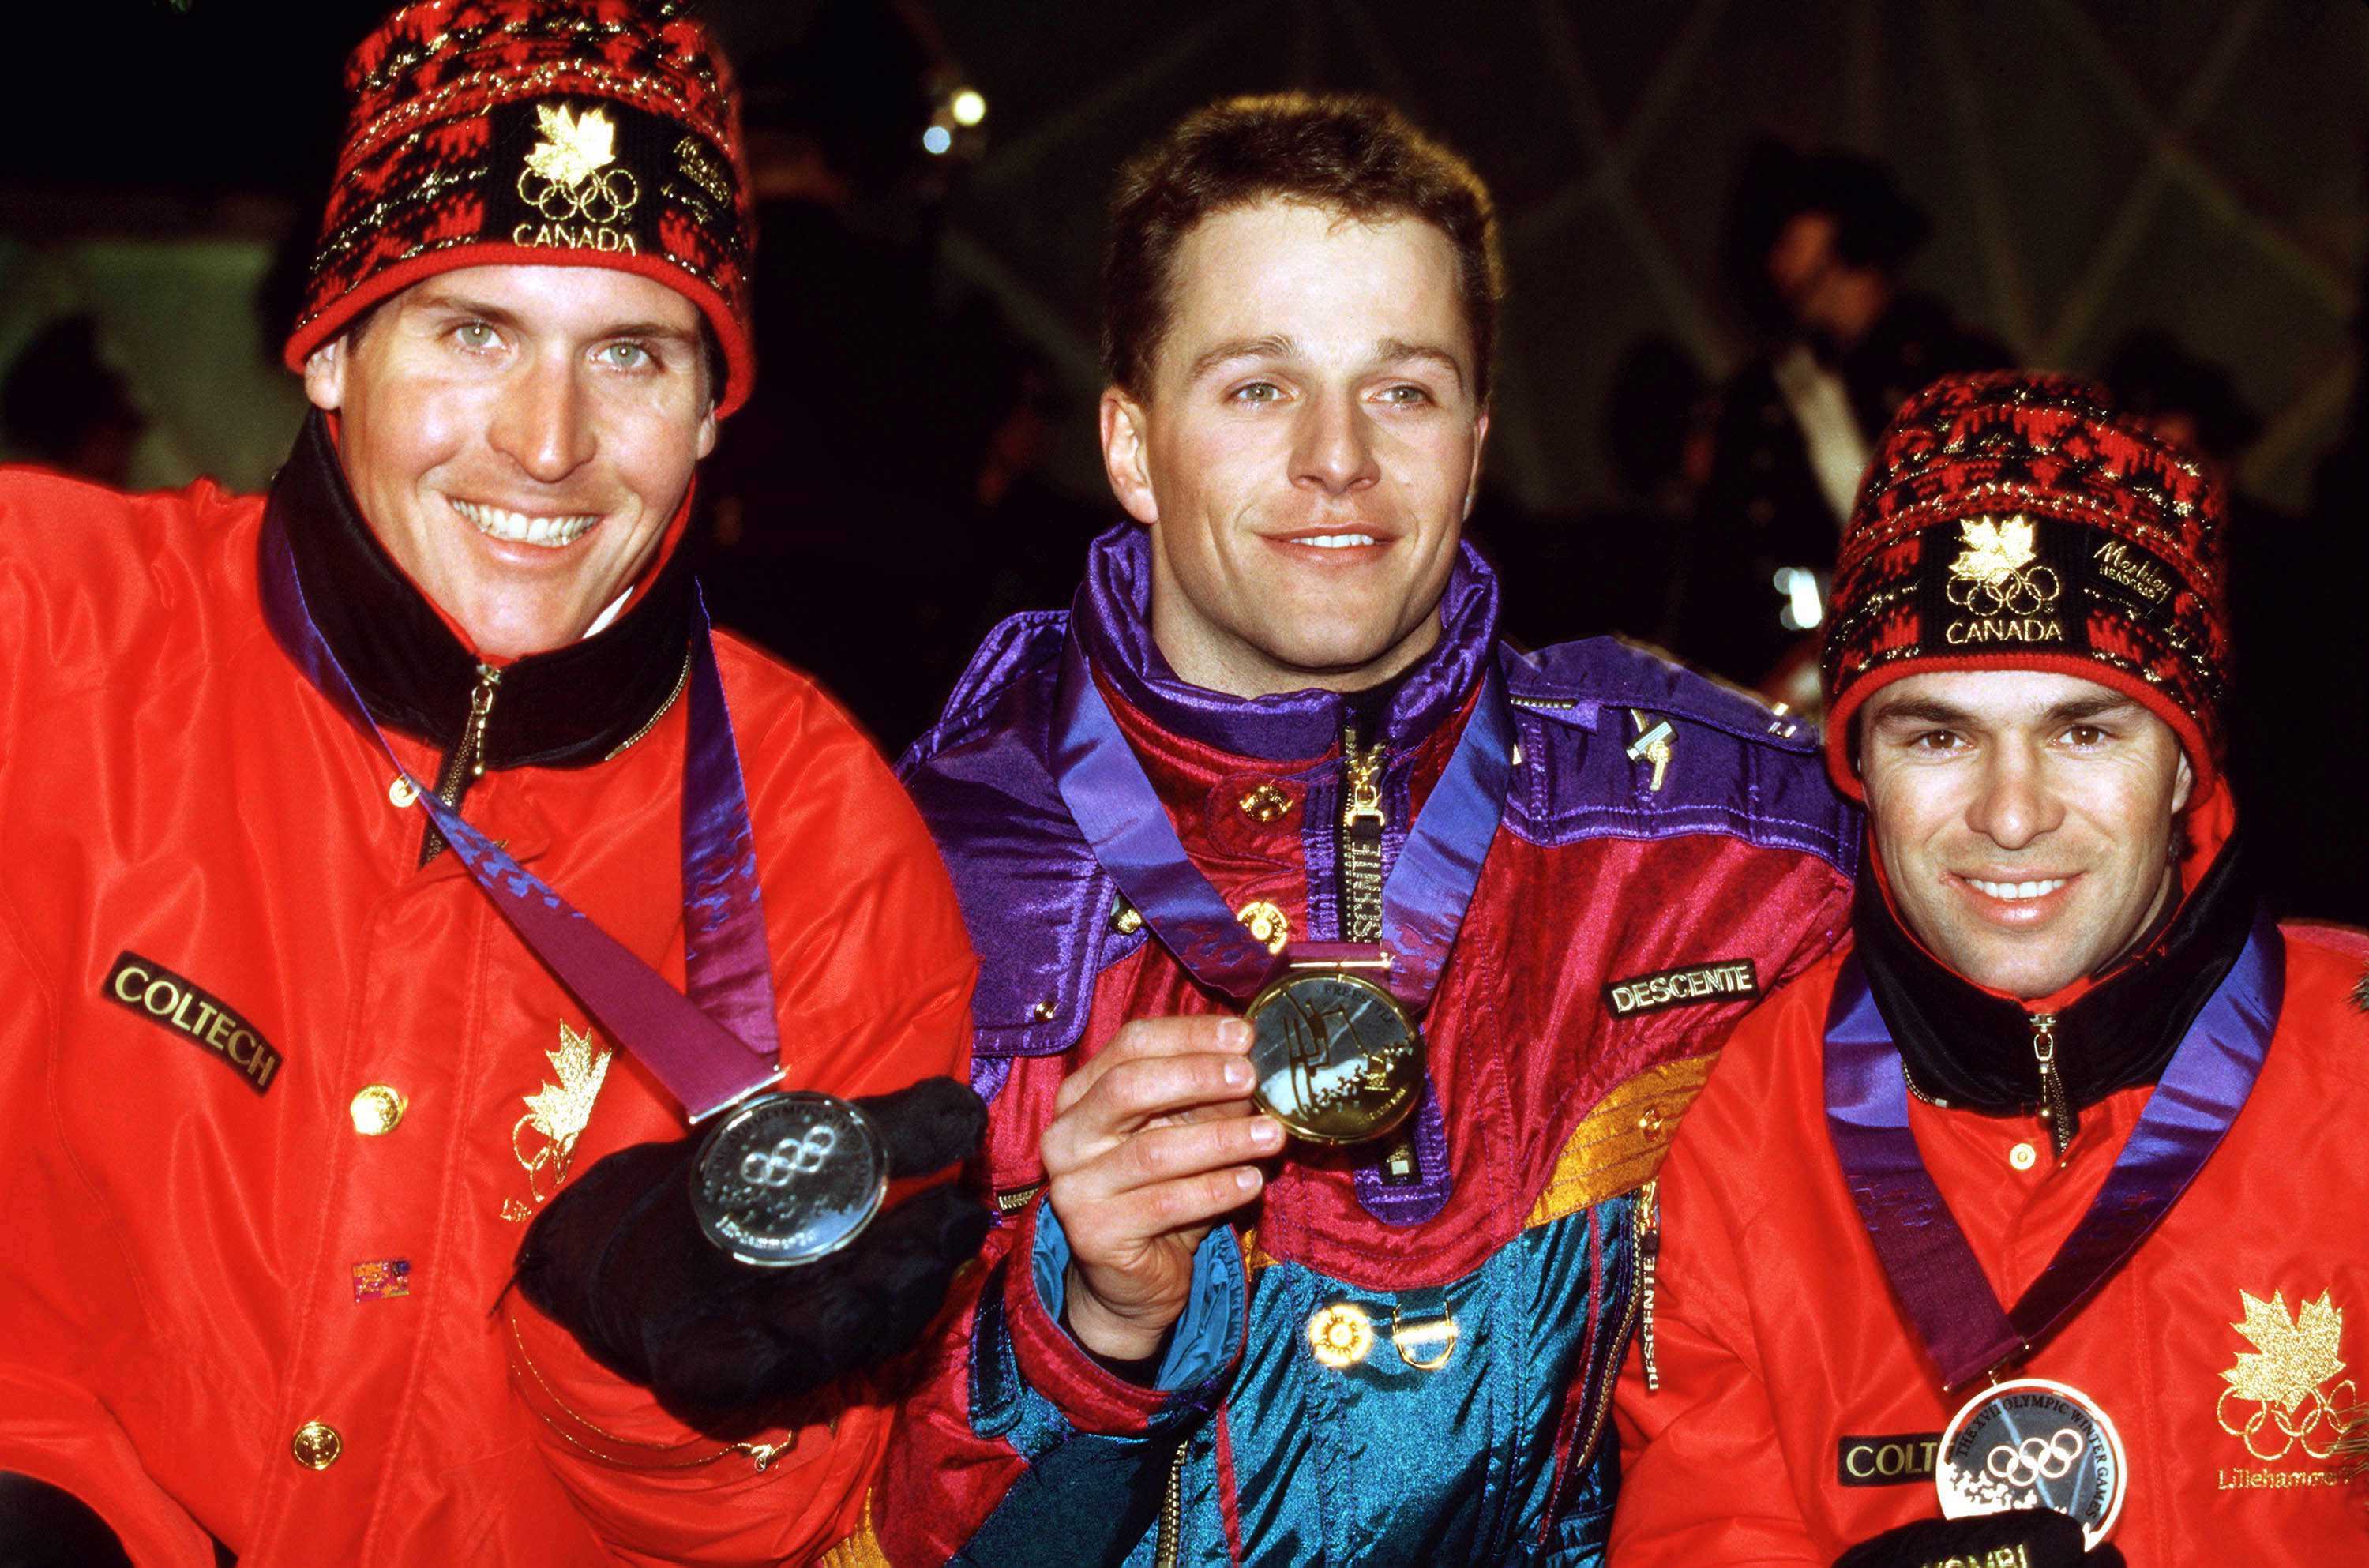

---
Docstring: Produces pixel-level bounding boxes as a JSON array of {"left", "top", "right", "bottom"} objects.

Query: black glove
[
  {"left": 513, "top": 1076, "right": 991, "bottom": 1427},
  {"left": 1834, "top": 1509, "right": 2124, "bottom": 1568},
  {"left": 0, "top": 1472, "right": 133, "bottom": 1568}
]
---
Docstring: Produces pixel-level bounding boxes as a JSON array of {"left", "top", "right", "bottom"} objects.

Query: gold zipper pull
[
  {"left": 2030, "top": 1012, "right": 2074, "bottom": 1157},
  {"left": 1342, "top": 723, "right": 1387, "bottom": 835},
  {"left": 464, "top": 663, "right": 503, "bottom": 780}
]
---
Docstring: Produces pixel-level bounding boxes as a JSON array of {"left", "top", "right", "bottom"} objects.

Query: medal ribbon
[
  {"left": 259, "top": 507, "right": 781, "bottom": 1122},
  {"left": 1824, "top": 911, "right": 2282, "bottom": 1390},
  {"left": 1049, "top": 633, "right": 1513, "bottom": 1007}
]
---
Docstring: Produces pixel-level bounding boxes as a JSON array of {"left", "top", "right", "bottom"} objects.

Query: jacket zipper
[
  {"left": 419, "top": 663, "right": 503, "bottom": 866},
  {"left": 1339, "top": 720, "right": 1387, "bottom": 943},
  {"left": 2030, "top": 1011, "right": 2074, "bottom": 1156},
  {"left": 1152, "top": 1441, "right": 1186, "bottom": 1568},
  {"left": 1339, "top": 719, "right": 1423, "bottom": 1188}
]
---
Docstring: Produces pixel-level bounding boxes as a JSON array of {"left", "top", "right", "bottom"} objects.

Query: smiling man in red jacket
[
  {"left": 1611, "top": 372, "right": 2369, "bottom": 1566},
  {"left": 0, "top": 5, "right": 989, "bottom": 1565}
]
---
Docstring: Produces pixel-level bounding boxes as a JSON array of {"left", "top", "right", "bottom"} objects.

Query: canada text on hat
[
  {"left": 1820, "top": 372, "right": 2231, "bottom": 802},
  {"left": 284, "top": 0, "right": 756, "bottom": 415}
]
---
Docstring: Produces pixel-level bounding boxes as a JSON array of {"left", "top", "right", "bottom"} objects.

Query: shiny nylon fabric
[
  {"left": 1825, "top": 915, "right": 2282, "bottom": 1389},
  {"left": 258, "top": 510, "right": 782, "bottom": 1119},
  {"left": 872, "top": 527, "right": 1861, "bottom": 1566},
  {"left": 0, "top": 467, "right": 976, "bottom": 1566},
  {"left": 1611, "top": 930, "right": 2369, "bottom": 1566},
  {"left": 1196, "top": 1207, "right": 1631, "bottom": 1566}
]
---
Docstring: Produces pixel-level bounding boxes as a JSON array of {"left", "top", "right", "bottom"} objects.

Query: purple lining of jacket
[{"left": 897, "top": 525, "right": 1860, "bottom": 1076}]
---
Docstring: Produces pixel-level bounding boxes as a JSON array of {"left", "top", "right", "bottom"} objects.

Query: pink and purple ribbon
[
  {"left": 1048, "top": 634, "right": 1512, "bottom": 1012},
  {"left": 1823, "top": 911, "right": 2281, "bottom": 1390},
  {"left": 260, "top": 507, "right": 780, "bottom": 1123}
]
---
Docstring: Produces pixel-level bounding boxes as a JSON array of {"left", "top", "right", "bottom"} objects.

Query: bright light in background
[
  {"left": 1773, "top": 566, "right": 1824, "bottom": 632},
  {"left": 922, "top": 124, "right": 953, "bottom": 156},
  {"left": 950, "top": 88, "right": 987, "bottom": 127}
]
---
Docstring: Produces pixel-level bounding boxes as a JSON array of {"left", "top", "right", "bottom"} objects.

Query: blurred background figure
[
  {"left": 1, "top": 315, "right": 145, "bottom": 487},
  {"left": 1481, "top": 332, "right": 1707, "bottom": 653},
  {"left": 2103, "top": 328, "right": 2369, "bottom": 925},
  {"left": 1679, "top": 142, "right": 2007, "bottom": 705}
]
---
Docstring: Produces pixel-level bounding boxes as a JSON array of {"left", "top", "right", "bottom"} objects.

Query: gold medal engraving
[{"left": 1245, "top": 969, "right": 1421, "bottom": 1144}]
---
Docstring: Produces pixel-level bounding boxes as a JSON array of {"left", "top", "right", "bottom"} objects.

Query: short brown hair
[{"left": 1104, "top": 92, "right": 1503, "bottom": 399}]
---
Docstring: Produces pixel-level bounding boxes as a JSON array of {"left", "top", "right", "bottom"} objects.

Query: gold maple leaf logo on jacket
[
  {"left": 503, "top": 1022, "right": 614, "bottom": 1220},
  {"left": 524, "top": 104, "right": 617, "bottom": 190},
  {"left": 2218, "top": 1289, "right": 2358, "bottom": 1462}
]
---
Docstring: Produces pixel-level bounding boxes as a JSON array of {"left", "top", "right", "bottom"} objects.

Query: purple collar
[{"left": 1068, "top": 524, "right": 1501, "bottom": 763}]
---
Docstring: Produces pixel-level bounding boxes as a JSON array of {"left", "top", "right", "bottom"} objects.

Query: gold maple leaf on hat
[
  {"left": 525, "top": 103, "right": 618, "bottom": 190},
  {"left": 1950, "top": 516, "right": 2038, "bottom": 589},
  {"left": 522, "top": 1022, "right": 612, "bottom": 1150},
  {"left": 2222, "top": 1289, "right": 2346, "bottom": 1414}
]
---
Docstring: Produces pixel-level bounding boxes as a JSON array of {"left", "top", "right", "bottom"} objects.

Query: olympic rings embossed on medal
[
  {"left": 1244, "top": 969, "right": 1422, "bottom": 1143},
  {"left": 1935, "top": 1376, "right": 2127, "bottom": 1549},
  {"left": 689, "top": 1091, "right": 888, "bottom": 1267}
]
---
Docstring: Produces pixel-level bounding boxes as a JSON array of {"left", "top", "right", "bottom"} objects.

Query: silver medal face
[
  {"left": 1936, "top": 1377, "right": 2127, "bottom": 1549},
  {"left": 689, "top": 1091, "right": 888, "bottom": 1268},
  {"left": 1245, "top": 970, "right": 1422, "bottom": 1144}
]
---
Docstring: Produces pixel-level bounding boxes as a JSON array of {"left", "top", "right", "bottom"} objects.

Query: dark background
[{"left": 2, "top": 0, "right": 2364, "bottom": 917}]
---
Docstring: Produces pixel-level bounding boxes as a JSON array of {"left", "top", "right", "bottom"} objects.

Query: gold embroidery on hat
[
  {"left": 515, "top": 103, "right": 642, "bottom": 253},
  {"left": 503, "top": 1022, "right": 614, "bottom": 1221},
  {"left": 1944, "top": 516, "right": 2063, "bottom": 647},
  {"left": 2216, "top": 1289, "right": 2358, "bottom": 1463}
]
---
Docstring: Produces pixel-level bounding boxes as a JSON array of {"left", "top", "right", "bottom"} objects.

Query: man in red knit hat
[
  {"left": 1612, "top": 371, "right": 2369, "bottom": 1565},
  {"left": 0, "top": 4, "right": 989, "bottom": 1564}
]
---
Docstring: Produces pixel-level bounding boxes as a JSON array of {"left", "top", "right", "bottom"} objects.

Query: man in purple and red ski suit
[{"left": 822, "top": 92, "right": 1860, "bottom": 1566}]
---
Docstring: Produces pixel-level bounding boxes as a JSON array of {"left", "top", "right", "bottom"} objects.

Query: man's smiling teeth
[
  {"left": 1295, "top": 533, "right": 1376, "bottom": 549},
  {"left": 1968, "top": 876, "right": 2068, "bottom": 901},
  {"left": 450, "top": 498, "right": 600, "bottom": 546}
]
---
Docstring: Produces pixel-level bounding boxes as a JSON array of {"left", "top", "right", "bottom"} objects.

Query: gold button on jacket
[
  {"left": 290, "top": 1420, "right": 342, "bottom": 1470},
  {"left": 347, "top": 1085, "right": 407, "bottom": 1136}
]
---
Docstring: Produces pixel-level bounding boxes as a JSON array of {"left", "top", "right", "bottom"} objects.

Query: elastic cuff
[{"left": 1008, "top": 1198, "right": 1245, "bottom": 1435}]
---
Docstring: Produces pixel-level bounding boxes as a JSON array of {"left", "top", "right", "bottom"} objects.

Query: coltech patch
[{"left": 101, "top": 952, "right": 283, "bottom": 1093}]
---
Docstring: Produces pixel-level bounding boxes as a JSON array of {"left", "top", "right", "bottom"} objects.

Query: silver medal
[
  {"left": 689, "top": 1091, "right": 888, "bottom": 1268},
  {"left": 1935, "top": 1376, "right": 2127, "bottom": 1550}
]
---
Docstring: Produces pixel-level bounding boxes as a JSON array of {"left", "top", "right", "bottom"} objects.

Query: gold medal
[{"left": 1245, "top": 968, "right": 1423, "bottom": 1144}]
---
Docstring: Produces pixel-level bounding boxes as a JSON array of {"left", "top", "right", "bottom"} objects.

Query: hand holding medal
[
  {"left": 1040, "top": 1015, "right": 1284, "bottom": 1364},
  {"left": 516, "top": 1078, "right": 990, "bottom": 1420}
]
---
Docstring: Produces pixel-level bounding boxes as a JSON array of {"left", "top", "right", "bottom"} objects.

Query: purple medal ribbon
[
  {"left": 1824, "top": 911, "right": 2282, "bottom": 1390},
  {"left": 259, "top": 507, "right": 781, "bottom": 1122},
  {"left": 1049, "top": 633, "right": 1513, "bottom": 1010}
]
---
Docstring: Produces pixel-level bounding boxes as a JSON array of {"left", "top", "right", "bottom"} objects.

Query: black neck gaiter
[{"left": 1853, "top": 831, "right": 2258, "bottom": 1115}]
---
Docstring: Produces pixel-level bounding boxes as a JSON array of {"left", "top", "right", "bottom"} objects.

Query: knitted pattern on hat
[
  {"left": 1821, "top": 371, "right": 2230, "bottom": 800},
  {"left": 284, "top": 0, "right": 755, "bottom": 414}
]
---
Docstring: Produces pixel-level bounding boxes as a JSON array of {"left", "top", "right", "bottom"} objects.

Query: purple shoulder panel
[
  {"left": 899, "top": 610, "right": 1146, "bottom": 1061},
  {"left": 1498, "top": 638, "right": 1861, "bottom": 877}
]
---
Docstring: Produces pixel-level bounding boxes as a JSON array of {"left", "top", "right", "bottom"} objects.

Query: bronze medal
[{"left": 1245, "top": 969, "right": 1423, "bottom": 1144}]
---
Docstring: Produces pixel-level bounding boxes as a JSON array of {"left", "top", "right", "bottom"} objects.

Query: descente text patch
[
  {"left": 102, "top": 952, "right": 283, "bottom": 1094},
  {"left": 1605, "top": 958, "right": 1760, "bottom": 1018}
]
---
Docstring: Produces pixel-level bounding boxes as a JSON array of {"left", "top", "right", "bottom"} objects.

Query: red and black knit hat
[
  {"left": 1822, "top": 371, "right": 2231, "bottom": 801},
  {"left": 283, "top": 0, "right": 756, "bottom": 415}
]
